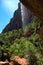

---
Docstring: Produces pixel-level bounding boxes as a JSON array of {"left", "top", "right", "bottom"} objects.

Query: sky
[{"left": 0, "top": 0, "right": 19, "bottom": 33}]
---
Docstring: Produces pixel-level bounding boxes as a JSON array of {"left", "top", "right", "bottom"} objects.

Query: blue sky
[{"left": 0, "top": 0, "right": 19, "bottom": 33}]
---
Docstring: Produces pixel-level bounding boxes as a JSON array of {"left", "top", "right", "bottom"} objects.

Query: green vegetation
[{"left": 0, "top": 19, "right": 43, "bottom": 65}]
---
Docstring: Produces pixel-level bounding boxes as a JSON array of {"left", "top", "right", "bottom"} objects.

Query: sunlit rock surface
[
  {"left": 0, "top": 61, "right": 9, "bottom": 65},
  {"left": 0, "top": 56, "right": 28, "bottom": 65},
  {"left": 12, "top": 56, "right": 28, "bottom": 65}
]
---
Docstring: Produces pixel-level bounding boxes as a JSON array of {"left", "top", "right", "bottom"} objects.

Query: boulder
[{"left": 12, "top": 56, "right": 28, "bottom": 65}]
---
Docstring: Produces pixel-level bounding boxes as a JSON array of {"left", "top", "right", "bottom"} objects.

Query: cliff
[
  {"left": 2, "top": 2, "right": 36, "bottom": 33},
  {"left": 20, "top": 0, "right": 43, "bottom": 21},
  {"left": 2, "top": 3, "right": 22, "bottom": 33}
]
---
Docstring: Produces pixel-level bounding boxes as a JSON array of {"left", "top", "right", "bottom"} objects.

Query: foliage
[
  {"left": 23, "top": 16, "right": 38, "bottom": 33},
  {"left": 0, "top": 20, "right": 43, "bottom": 65}
]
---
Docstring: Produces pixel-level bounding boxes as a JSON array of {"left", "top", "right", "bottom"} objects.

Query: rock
[
  {"left": 2, "top": 3, "right": 22, "bottom": 33},
  {"left": 2, "top": 2, "right": 34, "bottom": 33},
  {"left": 0, "top": 61, "right": 9, "bottom": 65},
  {"left": 12, "top": 56, "right": 28, "bottom": 65},
  {"left": 0, "top": 56, "right": 28, "bottom": 65},
  {"left": 20, "top": 0, "right": 43, "bottom": 21}
]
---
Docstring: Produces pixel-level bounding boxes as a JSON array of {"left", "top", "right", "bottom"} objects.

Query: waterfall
[{"left": 20, "top": 3, "right": 34, "bottom": 32}]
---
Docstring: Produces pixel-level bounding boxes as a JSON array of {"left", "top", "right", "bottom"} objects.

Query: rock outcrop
[
  {"left": 0, "top": 56, "right": 28, "bottom": 65},
  {"left": 2, "top": 2, "right": 34, "bottom": 33},
  {"left": 2, "top": 3, "right": 22, "bottom": 33},
  {"left": 11, "top": 56, "right": 28, "bottom": 65}
]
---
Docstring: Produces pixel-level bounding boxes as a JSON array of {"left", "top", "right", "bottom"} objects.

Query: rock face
[
  {"left": 2, "top": 2, "right": 34, "bottom": 33},
  {"left": 20, "top": 0, "right": 43, "bottom": 21},
  {"left": 2, "top": 3, "right": 22, "bottom": 33},
  {"left": 20, "top": 1, "right": 43, "bottom": 40},
  {"left": 20, "top": 3, "right": 34, "bottom": 27}
]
